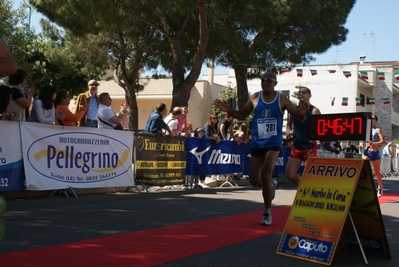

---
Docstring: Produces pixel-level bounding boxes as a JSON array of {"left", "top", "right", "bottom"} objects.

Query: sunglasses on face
[
  {"left": 298, "top": 90, "right": 308, "bottom": 95},
  {"left": 261, "top": 78, "right": 276, "bottom": 83}
]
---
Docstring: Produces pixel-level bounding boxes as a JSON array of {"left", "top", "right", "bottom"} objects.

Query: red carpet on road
[{"left": 1, "top": 194, "right": 398, "bottom": 267}]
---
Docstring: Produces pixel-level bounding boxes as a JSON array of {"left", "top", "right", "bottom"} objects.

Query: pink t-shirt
[{"left": 177, "top": 117, "right": 187, "bottom": 132}]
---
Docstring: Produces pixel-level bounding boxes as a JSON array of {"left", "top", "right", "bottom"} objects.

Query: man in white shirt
[
  {"left": 97, "top": 93, "right": 126, "bottom": 130},
  {"left": 382, "top": 142, "right": 394, "bottom": 172},
  {"left": 163, "top": 107, "right": 182, "bottom": 135}
]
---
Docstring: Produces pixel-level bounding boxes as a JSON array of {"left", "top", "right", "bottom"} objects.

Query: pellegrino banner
[{"left": 20, "top": 122, "right": 134, "bottom": 190}]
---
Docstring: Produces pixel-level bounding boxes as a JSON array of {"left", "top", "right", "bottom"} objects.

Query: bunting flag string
[
  {"left": 296, "top": 69, "right": 303, "bottom": 77},
  {"left": 368, "top": 97, "right": 375, "bottom": 105},
  {"left": 330, "top": 97, "right": 392, "bottom": 106},
  {"left": 343, "top": 71, "right": 351, "bottom": 78},
  {"left": 207, "top": 62, "right": 395, "bottom": 82},
  {"left": 341, "top": 97, "right": 348, "bottom": 106},
  {"left": 377, "top": 72, "right": 386, "bottom": 80},
  {"left": 360, "top": 71, "right": 368, "bottom": 80}
]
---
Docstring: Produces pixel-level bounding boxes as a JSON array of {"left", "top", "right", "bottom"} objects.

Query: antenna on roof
[{"left": 370, "top": 31, "right": 375, "bottom": 61}]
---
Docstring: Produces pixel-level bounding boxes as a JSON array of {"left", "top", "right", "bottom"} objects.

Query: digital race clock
[{"left": 308, "top": 112, "right": 371, "bottom": 141}]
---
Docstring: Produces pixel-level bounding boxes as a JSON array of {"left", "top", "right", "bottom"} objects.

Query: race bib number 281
[{"left": 257, "top": 118, "right": 277, "bottom": 139}]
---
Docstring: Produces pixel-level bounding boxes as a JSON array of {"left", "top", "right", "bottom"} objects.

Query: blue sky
[{"left": 14, "top": 0, "right": 399, "bottom": 76}]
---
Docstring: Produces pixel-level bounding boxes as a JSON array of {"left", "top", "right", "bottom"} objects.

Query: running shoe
[
  {"left": 377, "top": 187, "right": 383, "bottom": 198},
  {"left": 260, "top": 212, "right": 272, "bottom": 226}
]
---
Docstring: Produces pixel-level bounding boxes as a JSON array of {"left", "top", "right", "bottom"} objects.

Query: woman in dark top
[{"left": 204, "top": 114, "right": 220, "bottom": 144}]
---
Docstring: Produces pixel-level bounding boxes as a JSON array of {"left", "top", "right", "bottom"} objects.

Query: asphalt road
[{"left": 1, "top": 176, "right": 398, "bottom": 267}]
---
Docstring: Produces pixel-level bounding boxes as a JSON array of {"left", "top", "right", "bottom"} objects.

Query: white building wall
[{"left": 206, "top": 64, "right": 367, "bottom": 115}]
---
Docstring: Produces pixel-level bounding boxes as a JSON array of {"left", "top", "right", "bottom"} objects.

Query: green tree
[
  {"left": 131, "top": 0, "right": 209, "bottom": 110},
  {"left": 207, "top": 0, "right": 355, "bottom": 109},
  {"left": 0, "top": 0, "right": 34, "bottom": 78},
  {"left": 29, "top": 0, "right": 163, "bottom": 130},
  {"left": 1, "top": 0, "right": 104, "bottom": 95}
]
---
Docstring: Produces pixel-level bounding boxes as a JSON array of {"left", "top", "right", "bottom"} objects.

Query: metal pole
[{"left": 28, "top": 6, "right": 32, "bottom": 30}]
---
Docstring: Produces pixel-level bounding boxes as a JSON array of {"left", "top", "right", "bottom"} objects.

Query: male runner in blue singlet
[
  {"left": 214, "top": 72, "right": 308, "bottom": 226},
  {"left": 285, "top": 86, "right": 321, "bottom": 183}
]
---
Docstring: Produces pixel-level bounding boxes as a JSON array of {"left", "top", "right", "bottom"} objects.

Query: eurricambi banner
[
  {"left": 20, "top": 122, "right": 134, "bottom": 190},
  {"left": 0, "top": 121, "right": 25, "bottom": 192},
  {"left": 185, "top": 137, "right": 251, "bottom": 175},
  {"left": 135, "top": 133, "right": 186, "bottom": 185}
]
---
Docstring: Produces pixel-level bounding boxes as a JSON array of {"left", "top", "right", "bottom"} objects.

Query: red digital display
[{"left": 308, "top": 112, "right": 371, "bottom": 141}]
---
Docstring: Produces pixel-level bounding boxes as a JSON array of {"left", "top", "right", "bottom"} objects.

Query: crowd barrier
[{"left": 5, "top": 120, "right": 393, "bottom": 194}]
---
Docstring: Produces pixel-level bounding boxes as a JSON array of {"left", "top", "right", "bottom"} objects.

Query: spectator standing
[
  {"left": 96, "top": 93, "right": 125, "bottom": 130},
  {"left": 219, "top": 112, "right": 234, "bottom": 140},
  {"left": 8, "top": 69, "right": 35, "bottom": 121},
  {"left": 0, "top": 38, "right": 17, "bottom": 77},
  {"left": 363, "top": 114, "right": 385, "bottom": 198},
  {"left": 0, "top": 85, "right": 17, "bottom": 120},
  {"left": 163, "top": 107, "right": 182, "bottom": 136},
  {"left": 120, "top": 102, "right": 129, "bottom": 129},
  {"left": 177, "top": 106, "right": 188, "bottom": 135},
  {"left": 144, "top": 102, "right": 174, "bottom": 136},
  {"left": 233, "top": 123, "right": 249, "bottom": 146},
  {"left": 382, "top": 142, "right": 394, "bottom": 172},
  {"left": 285, "top": 86, "right": 321, "bottom": 183},
  {"left": 343, "top": 140, "right": 359, "bottom": 158},
  {"left": 180, "top": 122, "right": 193, "bottom": 137},
  {"left": 194, "top": 127, "right": 207, "bottom": 188},
  {"left": 343, "top": 140, "right": 359, "bottom": 153},
  {"left": 74, "top": 79, "right": 100, "bottom": 127},
  {"left": 204, "top": 114, "right": 220, "bottom": 143},
  {"left": 28, "top": 85, "right": 56, "bottom": 124},
  {"left": 54, "top": 90, "right": 87, "bottom": 126},
  {"left": 213, "top": 71, "right": 308, "bottom": 226}
]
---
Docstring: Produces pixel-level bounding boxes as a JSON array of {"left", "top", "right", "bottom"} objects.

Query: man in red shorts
[{"left": 285, "top": 86, "right": 321, "bottom": 183}]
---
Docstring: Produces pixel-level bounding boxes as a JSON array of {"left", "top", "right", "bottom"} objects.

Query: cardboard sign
[
  {"left": 340, "top": 161, "right": 391, "bottom": 258},
  {"left": 276, "top": 157, "right": 390, "bottom": 265}
]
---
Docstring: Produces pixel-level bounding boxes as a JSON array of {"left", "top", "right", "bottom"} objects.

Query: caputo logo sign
[{"left": 26, "top": 132, "right": 130, "bottom": 182}]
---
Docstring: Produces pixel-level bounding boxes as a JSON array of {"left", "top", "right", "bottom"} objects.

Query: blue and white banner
[
  {"left": 20, "top": 122, "right": 134, "bottom": 190},
  {"left": 185, "top": 138, "right": 302, "bottom": 176},
  {"left": 185, "top": 137, "right": 251, "bottom": 175},
  {"left": 0, "top": 121, "right": 25, "bottom": 192}
]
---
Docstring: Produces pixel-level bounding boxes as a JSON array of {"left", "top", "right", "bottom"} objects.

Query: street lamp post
[{"left": 28, "top": 6, "right": 32, "bottom": 30}]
